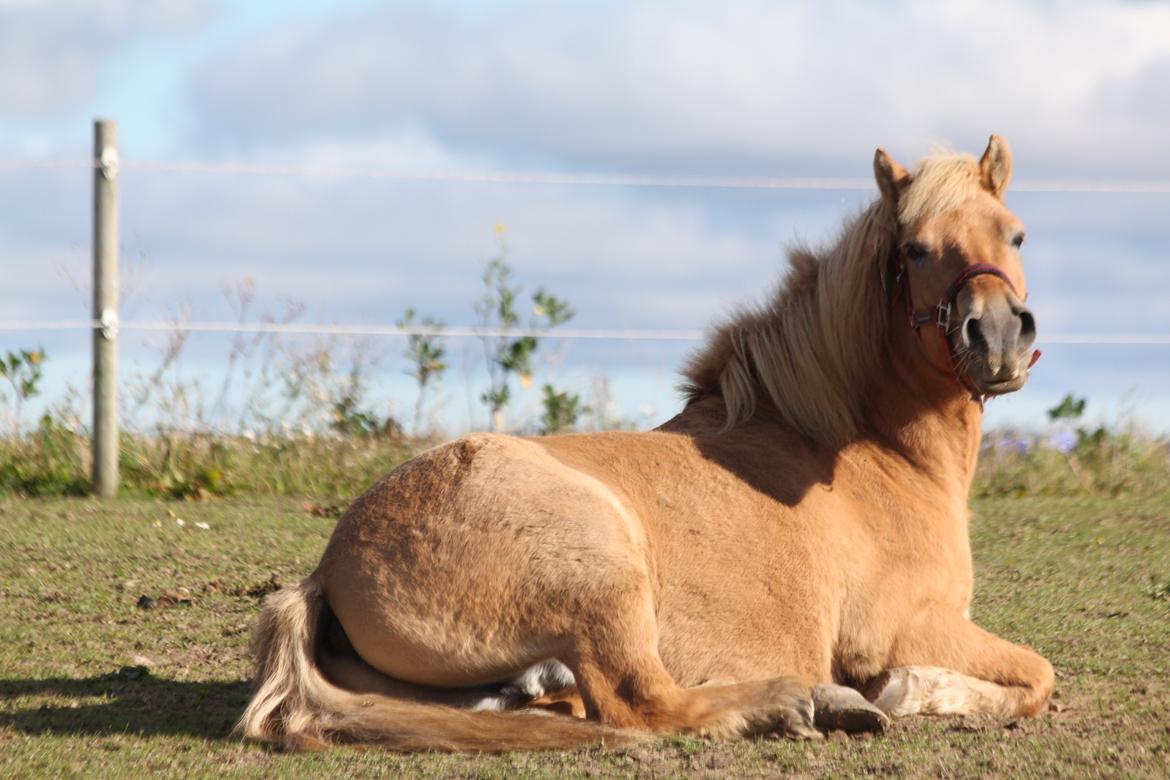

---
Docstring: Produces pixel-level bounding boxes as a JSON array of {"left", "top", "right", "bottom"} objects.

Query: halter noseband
[{"left": 897, "top": 260, "right": 1040, "bottom": 402}]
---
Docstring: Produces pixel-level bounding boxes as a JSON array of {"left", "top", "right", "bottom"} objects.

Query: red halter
[{"left": 897, "top": 261, "right": 1041, "bottom": 401}]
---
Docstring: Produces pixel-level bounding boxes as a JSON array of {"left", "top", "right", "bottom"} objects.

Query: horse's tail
[{"left": 235, "top": 578, "right": 642, "bottom": 752}]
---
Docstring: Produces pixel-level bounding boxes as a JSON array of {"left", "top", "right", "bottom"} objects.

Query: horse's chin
[
  {"left": 971, "top": 374, "right": 1028, "bottom": 396},
  {"left": 961, "top": 347, "right": 1038, "bottom": 397}
]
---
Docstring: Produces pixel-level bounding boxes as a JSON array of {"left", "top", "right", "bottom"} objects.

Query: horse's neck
[
  {"left": 668, "top": 311, "right": 985, "bottom": 496},
  {"left": 865, "top": 331, "right": 984, "bottom": 495},
  {"left": 878, "top": 395, "right": 981, "bottom": 494}
]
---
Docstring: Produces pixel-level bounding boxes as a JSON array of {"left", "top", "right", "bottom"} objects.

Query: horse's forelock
[{"left": 898, "top": 153, "right": 983, "bottom": 225}]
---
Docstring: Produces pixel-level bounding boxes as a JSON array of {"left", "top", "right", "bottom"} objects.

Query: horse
[{"left": 237, "top": 135, "right": 1052, "bottom": 751}]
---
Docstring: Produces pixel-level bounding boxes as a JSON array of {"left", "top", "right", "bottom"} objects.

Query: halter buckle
[{"left": 936, "top": 302, "right": 952, "bottom": 330}]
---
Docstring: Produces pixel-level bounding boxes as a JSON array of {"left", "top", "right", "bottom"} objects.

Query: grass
[
  {"left": 974, "top": 431, "right": 1170, "bottom": 499},
  {"left": 3, "top": 423, "right": 1169, "bottom": 502},
  {"left": 0, "top": 429, "right": 416, "bottom": 500},
  {"left": 1, "top": 492, "right": 1169, "bottom": 778}
]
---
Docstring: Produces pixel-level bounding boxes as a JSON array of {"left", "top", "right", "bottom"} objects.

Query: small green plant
[
  {"left": 399, "top": 308, "right": 446, "bottom": 437},
  {"left": 330, "top": 395, "right": 382, "bottom": 438},
  {"left": 330, "top": 367, "right": 389, "bottom": 438},
  {"left": 1047, "top": 394, "right": 1087, "bottom": 421},
  {"left": 540, "top": 384, "right": 587, "bottom": 435},
  {"left": 0, "top": 348, "right": 46, "bottom": 438},
  {"left": 150, "top": 437, "right": 233, "bottom": 500},
  {"left": 475, "top": 228, "right": 573, "bottom": 431},
  {"left": 532, "top": 288, "right": 573, "bottom": 327},
  {"left": 1046, "top": 395, "right": 1118, "bottom": 491},
  {"left": 476, "top": 257, "right": 523, "bottom": 430},
  {"left": 0, "top": 412, "right": 89, "bottom": 496},
  {"left": 664, "top": 733, "right": 706, "bottom": 756}
]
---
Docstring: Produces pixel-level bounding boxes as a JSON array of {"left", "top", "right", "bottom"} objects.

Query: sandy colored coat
[{"left": 238, "top": 136, "right": 1053, "bottom": 751}]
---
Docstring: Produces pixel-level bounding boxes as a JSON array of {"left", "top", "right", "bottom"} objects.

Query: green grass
[
  {"left": 1, "top": 493, "right": 1169, "bottom": 778},
  {"left": 3, "top": 425, "right": 1168, "bottom": 501},
  {"left": 0, "top": 430, "right": 416, "bottom": 500},
  {"left": 973, "top": 433, "right": 1170, "bottom": 499}
]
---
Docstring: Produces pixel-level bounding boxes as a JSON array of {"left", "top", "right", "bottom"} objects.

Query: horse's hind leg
[{"left": 568, "top": 582, "right": 820, "bottom": 740}]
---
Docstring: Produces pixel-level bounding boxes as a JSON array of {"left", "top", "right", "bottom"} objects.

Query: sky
[{"left": 1, "top": 0, "right": 1168, "bottom": 434}]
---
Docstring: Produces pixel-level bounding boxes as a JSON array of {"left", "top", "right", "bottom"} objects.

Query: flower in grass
[
  {"left": 1048, "top": 430, "right": 1077, "bottom": 454},
  {"left": 175, "top": 518, "right": 185, "bottom": 527},
  {"left": 1005, "top": 436, "right": 1031, "bottom": 456},
  {"left": 194, "top": 521, "right": 210, "bottom": 531}
]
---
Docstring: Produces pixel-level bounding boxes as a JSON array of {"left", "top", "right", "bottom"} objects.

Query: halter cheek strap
[{"left": 898, "top": 262, "right": 1041, "bottom": 402}]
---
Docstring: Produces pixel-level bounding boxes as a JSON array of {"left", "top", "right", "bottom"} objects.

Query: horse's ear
[
  {"left": 979, "top": 134, "right": 1013, "bottom": 199},
  {"left": 873, "top": 148, "right": 910, "bottom": 206}
]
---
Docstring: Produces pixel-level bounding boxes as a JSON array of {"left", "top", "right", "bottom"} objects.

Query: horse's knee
[
  {"left": 988, "top": 643, "right": 1054, "bottom": 716},
  {"left": 1018, "top": 652, "right": 1054, "bottom": 716}
]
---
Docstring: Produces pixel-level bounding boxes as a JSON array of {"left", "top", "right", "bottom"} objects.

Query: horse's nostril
[
  {"left": 964, "top": 317, "right": 986, "bottom": 351},
  {"left": 1018, "top": 309, "right": 1036, "bottom": 343}
]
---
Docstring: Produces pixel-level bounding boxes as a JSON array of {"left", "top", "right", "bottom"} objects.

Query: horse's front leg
[{"left": 866, "top": 609, "right": 1054, "bottom": 719}]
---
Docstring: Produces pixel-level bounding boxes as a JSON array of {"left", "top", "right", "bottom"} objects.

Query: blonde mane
[{"left": 681, "top": 152, "right": 984, "bottom": 446}]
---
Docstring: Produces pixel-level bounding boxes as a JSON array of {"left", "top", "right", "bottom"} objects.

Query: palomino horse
[{"left": 238, "top": 135, "right": 1052, "bottom": 751}]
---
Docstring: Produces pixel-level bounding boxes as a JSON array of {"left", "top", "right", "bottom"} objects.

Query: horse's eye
[
  {"left": 903, "top": 241, "right": 929, "bottom": 263},
  {"left": 1011, "top": 232, "right": 1025, "bottom": 249}
]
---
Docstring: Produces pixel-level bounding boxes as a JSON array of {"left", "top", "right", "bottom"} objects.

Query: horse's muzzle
[{"left": 958, "top": 295, "right": 1037, "bottom": 395}]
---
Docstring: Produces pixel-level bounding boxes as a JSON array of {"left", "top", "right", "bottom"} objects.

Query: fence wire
[
  {"left": 0, "top": 319, "right": 1168, "bottom": 346},
  {"left": 2, "top": 157, "right": 1170, "bottom": 193},
  {"left": 2, "top": 154, "right": 1168, "bottom": 347}
]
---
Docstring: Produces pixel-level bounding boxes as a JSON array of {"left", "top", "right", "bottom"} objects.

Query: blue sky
[{"left": 1, "top": 0, "right": 1169, "bottom": 434}]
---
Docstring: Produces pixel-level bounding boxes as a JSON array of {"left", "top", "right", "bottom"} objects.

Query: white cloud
[
  {"left": 106, "top": 169, "right": 783, "bottom": 332},
  {"left": 0, "top": 0, "right": 213, "bottom": 120},
  {"left": 187, "top": 1, "right": 1170, "bottom": 176},
  {"left": 3, "top": 1, "right": 1170, "bottom": 428}
]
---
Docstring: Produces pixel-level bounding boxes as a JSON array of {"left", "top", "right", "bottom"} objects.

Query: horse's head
[{"left": 873, "top": 135, "right": 1037, "bottom": 398}]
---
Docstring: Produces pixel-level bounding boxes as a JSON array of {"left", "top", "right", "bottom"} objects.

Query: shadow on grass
[{"left": 0, "top": 668, "right": 250, "bottom": 740}]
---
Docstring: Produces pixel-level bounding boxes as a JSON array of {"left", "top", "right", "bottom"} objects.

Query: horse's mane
[{"left": 680, "top": 152, "right": 983, "bottom": 446}]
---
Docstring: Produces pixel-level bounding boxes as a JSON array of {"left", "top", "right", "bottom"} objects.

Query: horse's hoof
[
  {"left": 863, "top": 668, "right": 923, "bottom": 718},
  {"left": 744, "top": 679, "right": 823, "bottom": 741},
  {"left": 813, "top": 683, "right": 890, "bottom": 734}
]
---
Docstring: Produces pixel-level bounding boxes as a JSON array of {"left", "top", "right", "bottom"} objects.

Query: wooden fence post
[{"left": 92, "top": 119, "right": 119, "bottom": 498}]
